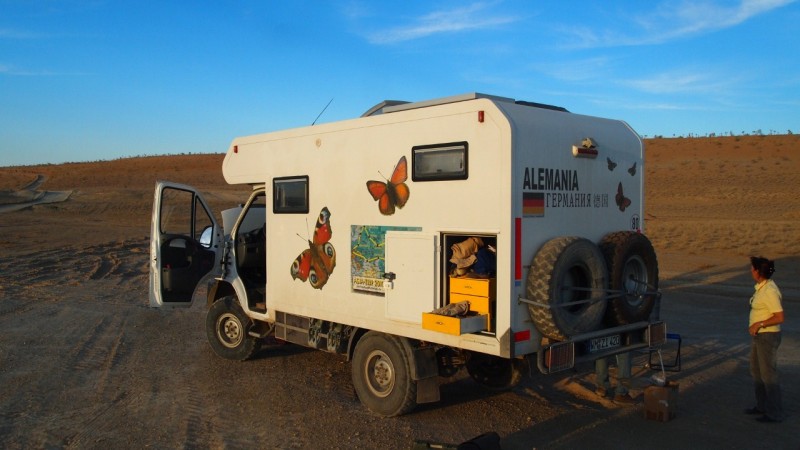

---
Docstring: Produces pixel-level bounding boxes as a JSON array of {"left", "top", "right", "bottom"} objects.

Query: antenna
[
  {"left": 296, "top": 216, "right": 311, "bottom": 242},
  {"left": 312, "top": 98, "right": 334, "bottom": 126}
]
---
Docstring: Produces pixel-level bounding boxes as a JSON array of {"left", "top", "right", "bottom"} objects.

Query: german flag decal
[{"left": 523, "top": 192, "right": 544, "bottom": 217}]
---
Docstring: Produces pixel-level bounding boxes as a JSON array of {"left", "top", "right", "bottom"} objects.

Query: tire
[
  {"left": 527, "top": 237, "right": 608, "bottom": 341},
  {"left": 599, "top": 231, "right": 659, "bottom": 325},
  {"left": 206, "top": 296, "right": 260, "bottom": 361},
  {"left": 351, "top": 332, "right": 417, "bottom": 417},
  {"left": 466, "top": 353, "right": 525, "bottom": 391}
]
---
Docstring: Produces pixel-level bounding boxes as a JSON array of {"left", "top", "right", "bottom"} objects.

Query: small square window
[
  {"left": 412, "top": 142, "right": 468, "bottom": 181},
  {"left": 273, "top": 176, "right": 309, "bottom": 214}
]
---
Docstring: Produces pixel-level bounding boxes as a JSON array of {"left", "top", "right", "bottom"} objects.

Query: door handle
[{"left": 383, "top": 272, "right": 396, "bottom": 290}]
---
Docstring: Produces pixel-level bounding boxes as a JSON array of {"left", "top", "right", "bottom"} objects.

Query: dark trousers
[{"left": 750, "top": 332, "right": 784, "bottom": 420}]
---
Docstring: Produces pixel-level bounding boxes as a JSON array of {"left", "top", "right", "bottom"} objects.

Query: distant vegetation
[{"left": 646, "top": 130, "right": 793, "bottom": 139}]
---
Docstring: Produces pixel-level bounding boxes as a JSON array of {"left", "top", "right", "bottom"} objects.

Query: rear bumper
[{"left": 536, "top": 321, "right": 666, "bottom": 374}]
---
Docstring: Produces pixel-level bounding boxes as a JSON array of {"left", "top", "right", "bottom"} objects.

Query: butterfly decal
[
  {"left": 607, "top": 157, "right": 617, "bottom": 171},
  {"left": 366, "top": 156, "right": 410, "bottom": 216},
  {"left": 628, "top": 162, "right": 637, "bottom": 176},
  {"left": 290, "top": 207, "right": 336, "bottom": 290},
  {"left": 615, "top": 182, "right": 632, "bottom": 212}
]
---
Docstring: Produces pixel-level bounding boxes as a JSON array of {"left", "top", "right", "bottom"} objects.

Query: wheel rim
[
  {"left": 364, "top": 349, "right": 395, "bottom": 398},
  {"left": 216, "top": 312, "right": 243, "bottom": 349},
  {"left": 622, "top": 255, "right": 648, "bottom": 306}
]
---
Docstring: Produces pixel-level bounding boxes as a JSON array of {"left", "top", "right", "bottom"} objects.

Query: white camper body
[{"left": 149, "top": 93, "right": 665, "bottom": 416}]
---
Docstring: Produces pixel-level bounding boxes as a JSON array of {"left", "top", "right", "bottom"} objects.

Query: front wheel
[
  {"left": 206, "top": 296, "right": 260, "bottom": 361},
  {"left": 351, "top": 332, "right": 417, "bottom": 417}
]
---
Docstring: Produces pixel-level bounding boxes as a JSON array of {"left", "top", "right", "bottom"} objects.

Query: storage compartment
[
  {"left": 449, "top": 277, "right": 496, "bottom": 297},
  {"left": 450, "top": 293, "right": 492, "bottom": 316},
  {"left": 450, "top": 287, "right": 495, "bottom": 332},
  {"left": 439, "top": 233, "right": 498, "bottom": 334},
  {"left": 422, "top": 312, "right": 488, "bottom": 335},
  {"left": 419, "top": 233, "right": 498, "bottom": 336}
]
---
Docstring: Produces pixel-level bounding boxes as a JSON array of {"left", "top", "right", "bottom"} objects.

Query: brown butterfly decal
[
  {"left": 628, "top": 162, "right": 636, "bottom": 176},
  {"left": 366, "top": 156, "right": 410, "bottom": 215},
  {"left": 290, "top": 207, "right": 336, "bottom": 289},
  {"left": 607, "top": 157, "right": 617, "bottom": 171},
  {"left": 615, "top": 182, "right": 632, "bottom": 212}
]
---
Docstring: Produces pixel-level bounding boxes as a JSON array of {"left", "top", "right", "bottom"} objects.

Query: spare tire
[
  {"left": 599, "top": 232, "right": 659, "bottom": 325},
  {"left": 527, "top": 237, "right": 608, "bottom": 341}
]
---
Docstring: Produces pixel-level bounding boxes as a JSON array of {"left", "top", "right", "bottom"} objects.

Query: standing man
[
  {"left": 745, "top": 256, "right": 785, "bottom": 423},
  {"left": 595, "top": 352, "right": 636, "bottom": 405}
]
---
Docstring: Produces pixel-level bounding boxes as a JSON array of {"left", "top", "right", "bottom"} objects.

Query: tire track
[
  {"left": 57, "top": 311, "right": 131, "bottom": 448},
  {"left": 176, "top": 378, "right": 217, "bottom": 449},
  {"left": 62, "top": 391, "right": 132, "bottom": 449},
  {"left": 0, "top": 238, "right": 149, "bottom": 313},
  {"left": 0, "top": 300, "right": 130, "bottom": 449}
]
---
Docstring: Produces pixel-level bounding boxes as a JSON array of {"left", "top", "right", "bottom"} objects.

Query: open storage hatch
[{"left": 422, "top": 233, "right": 497, "bottom": 336}]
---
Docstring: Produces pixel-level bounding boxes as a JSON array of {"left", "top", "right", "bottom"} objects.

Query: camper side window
[
  {"left": 273, "top": 176, "right": 309, "bottom": 214},
  {"left": 411, "top": 142, "right": 468, "bottom": 181}
]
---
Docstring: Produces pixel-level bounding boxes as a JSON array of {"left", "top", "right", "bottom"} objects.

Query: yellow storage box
[
  {"left": 449, "top": 277, "right": 496, "bottom": 298},
  {"left": 450, "top": 293, "right": 491, "bottom": 315},
  {"left": 450, "top": 293, "right": 493, "bottom": 331},
  {"left": 449, "top": 277, "right": 496, "bottom": 332},
  {"left": 422, "top": 313, "right": 488, "bottom": 335}
]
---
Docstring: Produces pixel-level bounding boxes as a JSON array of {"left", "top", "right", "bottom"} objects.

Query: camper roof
[{"left": 361, "top": 92, "right": 568, "bottom": 117}]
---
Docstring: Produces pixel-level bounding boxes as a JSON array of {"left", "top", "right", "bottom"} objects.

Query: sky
[{"left": 1, "top": 0, "right": 799, "bottom": 167}]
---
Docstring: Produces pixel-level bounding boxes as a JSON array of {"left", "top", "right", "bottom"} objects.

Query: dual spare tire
[{"left": 526, "top": 232, "right": 658, "bottom": 341}]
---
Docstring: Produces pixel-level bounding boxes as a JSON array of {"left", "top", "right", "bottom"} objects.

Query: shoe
[
  {"left": 613, "top": 394, "right": 637, "bottom": 405},
  {"left": 756, "top": 415, "right": 782, "bottom": 423},
  {"left": 744, "top": 407, "right": 764, "bottom": 415},
  {"left": 595, "top": 388, "right": 608, "bottom": 398}
]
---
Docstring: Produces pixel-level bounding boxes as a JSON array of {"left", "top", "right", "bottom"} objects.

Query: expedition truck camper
[{"left": 149, "top": 93, "right": 666, "bottom": 416}]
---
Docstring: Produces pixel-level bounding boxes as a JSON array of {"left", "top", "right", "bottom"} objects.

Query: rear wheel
[
  {"left": 206, "top": 296, "right": 260, "bottom": 360},
  {"left": 527, "top": 237, "right": 608, "bottom": 341},
  {"left": 599, "top": 232, "right": 659, "bottom": 324},
  {"left": 466, "top": 353, "right": 525, "bottom": 390},
  {"left": 351, "top": 332, "right": 417, "bottom": 417}
]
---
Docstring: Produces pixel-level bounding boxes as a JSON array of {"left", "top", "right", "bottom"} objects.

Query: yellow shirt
[{"left": 749, "top": 279, "right": 783, "bottom": 332}]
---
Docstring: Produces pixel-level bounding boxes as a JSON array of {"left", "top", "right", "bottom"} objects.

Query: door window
[{"left": 160, "top": 187, "right": 214, "bottom": 242}]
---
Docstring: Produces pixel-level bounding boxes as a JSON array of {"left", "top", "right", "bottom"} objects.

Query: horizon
[
  {"left": 2, "top": 1, "right": 799, "bottom": 167},
  {"left": 6, "top": 132, "right": 795, "bottom": 169}
]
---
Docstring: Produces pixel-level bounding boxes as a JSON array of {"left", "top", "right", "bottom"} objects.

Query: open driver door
[{"left": 149, "top": 181, "right": 221, "bottom": 307}]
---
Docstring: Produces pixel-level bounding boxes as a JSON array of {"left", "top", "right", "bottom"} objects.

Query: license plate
[{"left": 589, "top": 335, "right": 621, "bottom": 352}]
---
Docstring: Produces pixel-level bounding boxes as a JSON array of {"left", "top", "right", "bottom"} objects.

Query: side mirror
[{"left": 199, "top": 226, "right": 213, "bottom": 248}]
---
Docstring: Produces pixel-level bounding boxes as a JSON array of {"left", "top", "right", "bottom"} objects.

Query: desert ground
[{"left": 1, "top": 134, "right": 798, "bottom": 449}]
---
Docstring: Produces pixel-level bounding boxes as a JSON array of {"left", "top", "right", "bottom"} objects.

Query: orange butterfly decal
[
  {"left": 615, "top": 182, "right": 632, "bottom": 212},
  {"left": 366, "top": 156, "right": 410, "bottom": 216},
  {"left": 290, "top": 207, "right": 336, "bottom": 290}
]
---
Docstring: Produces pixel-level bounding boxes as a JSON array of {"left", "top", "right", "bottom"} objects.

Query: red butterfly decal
[
  {"left": 290, "top": 207, "right": 336, "bottom": 289},
  {"left": 615, "top": 182, "right": 632, "bottom": 212},
  {"left": 366, "top": 156, "right": 410, "bottom": 216}
]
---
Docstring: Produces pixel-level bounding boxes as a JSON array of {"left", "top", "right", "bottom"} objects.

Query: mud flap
[
  {"left": 416, "top": 377, "right": 440, "bottom": 404},
  {"left": 412, "top": 346, "right": 440, "bottom": 404}
]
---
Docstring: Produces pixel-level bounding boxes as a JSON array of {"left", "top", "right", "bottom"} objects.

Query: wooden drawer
[
  {"left": 450, "top": 293, "right": 494, "bottom": 332},
  {"left": 421, "top": 313, "right": 488, "bottom": 335},
  {"left": 449, "top": 277, "right": 496, "bottom": 298},
  {"left": 450, "top": 293, "right": 492, "bottom": 315}
]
